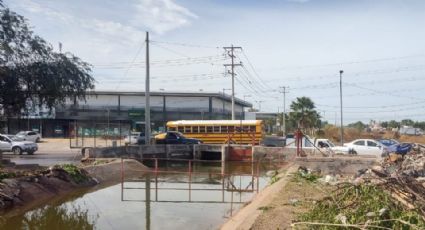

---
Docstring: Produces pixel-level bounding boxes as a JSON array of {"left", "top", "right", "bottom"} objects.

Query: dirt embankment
[
  {"left": 221, "top": 165, "right": 332, "bottom": 230},
  {"left": 0, "top": 159, "right": 149, "bottom": 214},
  {"left": 83, "top": 158, "right": 150, "bottom": 184}
]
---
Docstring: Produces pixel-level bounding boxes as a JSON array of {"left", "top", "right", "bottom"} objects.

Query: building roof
[
  {"left": 167, "top": 120, "right": 262, "bottom": 126},
  {"left": 86, "top": 90, "right": 252, "bottom": 107}
]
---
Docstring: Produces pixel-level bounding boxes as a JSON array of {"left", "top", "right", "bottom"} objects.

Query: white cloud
[{"left": 133, "top": 0, "right": 198, "bottom": 34}]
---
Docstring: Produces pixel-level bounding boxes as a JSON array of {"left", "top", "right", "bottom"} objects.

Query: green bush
[
  {"left": 0, "top": 171, "right": 16, "bottom": 181},
  {"left": 60, "top": 164, "right": 88, "bottom": 184}
]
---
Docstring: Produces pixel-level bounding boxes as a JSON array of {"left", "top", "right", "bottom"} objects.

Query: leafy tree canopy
[
  {"left": 347, "top": 121, "right": 366, "bottom": 131},
  {"left": 0, "top": 1, "right": 94, "bottom": 116},
  {"left": 288, "top": 97, "right": 321, "bottom": 130}
]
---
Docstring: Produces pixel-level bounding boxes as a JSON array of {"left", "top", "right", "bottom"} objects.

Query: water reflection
[
  {"left": 1, "top": 160, "right": 284, "bottom": 230},
  {"left": 1, "top": 204, "right": 97, "bottom": 230},
  {"left": 121, "top": 160, "right": 283, "bottom": 230}
]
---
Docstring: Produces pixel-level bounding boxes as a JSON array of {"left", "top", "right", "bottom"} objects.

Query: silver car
[
  {"left": 15, "top": 131, "right": 42, "bottom": 143},
  {"left": 0, "top": 134, "right": 38, "bottom": 155}
]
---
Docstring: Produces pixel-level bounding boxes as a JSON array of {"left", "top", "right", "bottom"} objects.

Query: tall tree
[
  {"left": 288, "top": 97, "right": 321, "bottom": 132},
  {"left": 348, "top": 121, "right": 366, "bottom": 132},
  {"left": 0, "top": 2, "right": 94, "bottom": 117},
  {"left": 400, "top": 119, "right": 414, "bottom": 127},
  {"left": 387, "top": 120, "right": 400, "bottom": 129}
]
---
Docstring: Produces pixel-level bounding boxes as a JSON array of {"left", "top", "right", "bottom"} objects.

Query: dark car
[
  {"left": 154, "top": 131, "right": 202, "bottom": 145},
  {"left": 260, "top": 136, "right": 286, "bottom": 147},
  {"left": 377, "top": 139, "right": 399, "bottom": 147}
]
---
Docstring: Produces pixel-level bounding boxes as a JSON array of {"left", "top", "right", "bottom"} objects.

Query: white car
[
  {"left": 124, "top": 132, "right": 141, "bottom": 145},
  {"left": 15, "top": 131, "right": 42, "bottom": 143},
  {"left": 343, "top": 139, "right": 386, "bottom": 156},
  {"left": 0, "top": 134, "right": 38, "bottom": 155}
]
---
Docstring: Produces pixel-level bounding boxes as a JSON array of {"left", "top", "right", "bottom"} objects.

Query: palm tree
[{"left": 289, "top": 97, "right": 321, "bottom": 133}]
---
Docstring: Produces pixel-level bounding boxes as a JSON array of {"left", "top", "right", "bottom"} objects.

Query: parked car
[
  {"left": 124, "top": 132, "right": 141, "bottom": 145},
  {"left": 154, "top": 131, "right": 202, "bottom": 145},
  {"left": 261, "top": 136, "right": 286, "bottom": 147},
  {"left": 0, "top": 134, "right": 38, "bottom": 155},
  {"left": 343, "top": 139, "right": 386, "bottom": 156},
  {"left": 377, "top": 139, "right": 399, "bottom": 147},
  {"left": 15, "top": 131, "right": 42, "bottom": 143}
]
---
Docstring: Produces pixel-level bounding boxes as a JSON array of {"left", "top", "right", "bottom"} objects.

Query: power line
[
  {"left": 239, "top": 50, "right": 274, "bottom": 91},
  {"left": 150, "top": 40, "right": 221, "bottom": 49},
  {"left": 261, "top": 64, "right": 425, "bottom": 83},
  {"left": 93, "top": 55, "right": 226, "bottom": 66},
  {"left": 316, "top": 100, "right": 425, "bottom": 109},
  {"left": 262, "top": 54, "right": 425, "bottom": 71},
  {"left": 110, "top": 42, "right": 145, "bottom": 93}
]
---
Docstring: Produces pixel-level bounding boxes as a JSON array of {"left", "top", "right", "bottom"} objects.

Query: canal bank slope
[
  {"left": 0, "top": 159, "right": 149, "bottom": 215},
  {"left": 220, "top": 164, "right": 298, "bottom": 230}
]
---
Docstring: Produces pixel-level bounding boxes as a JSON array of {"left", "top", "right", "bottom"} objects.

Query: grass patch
[
  {"left": 270, "top": 174, "right": 280, "bottom": 184},
  {"left": 258, "top": 206, "right": 273, "bottom": 211},
  {"left": 60, "top": 164, "right": 88, "bottom": 184},
  {"left": 294, "top": 170, "right": 320, "bottom": 183},
  {"left": 295, "top": 183, "right": 425, "bottom": 229},
  {"left": 0, "top": 171, "right": 16, "bottom": 181},
  {"left": 93, "top": 159, "right": 109, "bottom": 166}
]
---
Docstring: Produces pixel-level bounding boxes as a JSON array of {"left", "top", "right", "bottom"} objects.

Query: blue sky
[{"left": 5, "top": 0, "right": 425, "bottom": 124}]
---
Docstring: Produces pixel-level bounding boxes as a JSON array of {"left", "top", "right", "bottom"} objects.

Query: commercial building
[{"left": 4, "top": 91, "right": 252, "bottom": 137}]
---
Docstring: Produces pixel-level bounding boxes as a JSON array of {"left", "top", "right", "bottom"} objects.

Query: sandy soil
[
  {"left": 83, "top": 158, "right": 150, "bottom": 184},
  {"left": 221, "top": 165, "right": 333, "bottom": 230},
  {"left": 250, "top": 174, "right": 332, "bottom": 230}
]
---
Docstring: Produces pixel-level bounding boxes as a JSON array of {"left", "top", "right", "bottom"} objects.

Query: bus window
[
  {"left": 206, "top": 126, "right": 213, "bottom": 133},
  {"left": 228, "top": 126, "right": 234, "bottom": 132},
  {"left": 250, "top": 126, "right": 256, "bottom": 132},
  {"left": 199, "top": 126, "right": 206, "bottom": 133},
  {"left": 235, "top": 126, "right": 242, "bottom": 133},
  {"left": 168, "top": 127, "right": 176, "bottom": 131},
  {"left": 184, "top": 126, "right": 191, "bottom": 133},
  {"left": 213, "top": 126, "right": 220, "bottom": 133},
  {"left": 178, "top": 126, "right": 184, "bottom": 133},
  {"left": 192, "top": 126, "right": 199, "bottom": 133},
  {"left": 221, "top": 126, "right": 228, "bottom": 133}
]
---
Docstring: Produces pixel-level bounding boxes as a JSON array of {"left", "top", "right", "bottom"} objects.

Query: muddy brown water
[{"left": 0, "top": 161, "right": 282, "bottom": 230}]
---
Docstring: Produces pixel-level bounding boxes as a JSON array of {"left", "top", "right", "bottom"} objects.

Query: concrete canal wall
[{"left": 87, "top": 144, "right": 295, "bottom": 161}]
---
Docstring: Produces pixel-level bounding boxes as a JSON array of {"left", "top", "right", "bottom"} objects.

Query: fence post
[
  {"left": 188, "top": 160, "right": 192, "bottom": 202},
  {"left": 121, "top": 157, "right": 124, "bottom": 201}
]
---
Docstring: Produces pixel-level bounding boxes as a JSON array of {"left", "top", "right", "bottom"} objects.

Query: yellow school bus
[{"left": 166, "top": 120, "right": 264, "bottom": 145}]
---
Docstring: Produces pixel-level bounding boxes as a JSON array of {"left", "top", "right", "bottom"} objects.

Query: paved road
[{"left": 2, "top": 138, "right": 82, "bottom": 166}]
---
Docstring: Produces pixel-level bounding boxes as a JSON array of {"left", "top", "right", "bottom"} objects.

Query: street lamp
[{"left": 339, "top": 70, "right": 344, "bottom": 146}]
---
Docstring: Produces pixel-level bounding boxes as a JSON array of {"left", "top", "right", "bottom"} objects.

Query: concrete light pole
[
  {"left": 145, "top": 32, "right": 151, "bottom": 145},
  {"left": 339, "top": 70, "right": 344, "bottom": 146}
]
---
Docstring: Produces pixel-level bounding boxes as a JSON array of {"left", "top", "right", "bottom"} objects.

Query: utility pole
[
  {"left": 145, "top": 32, "right": 151, "bottom": 145},
  {"left": 339, "top": 70, "right": 344, "bottom": 146},
  {"left": 223, "top": 45, "right": 242, "bottom": 120},
  {"left": 279, "top": 86, "right": 288, "bottom": 136}
]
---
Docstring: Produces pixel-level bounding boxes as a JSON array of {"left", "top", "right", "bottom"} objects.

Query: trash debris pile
[
  {"left": 369, "top": 144, "right": 425, "bottom": 216},
  {"left": 293, "top": 144, "right": 425, "bottom": 228}
]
